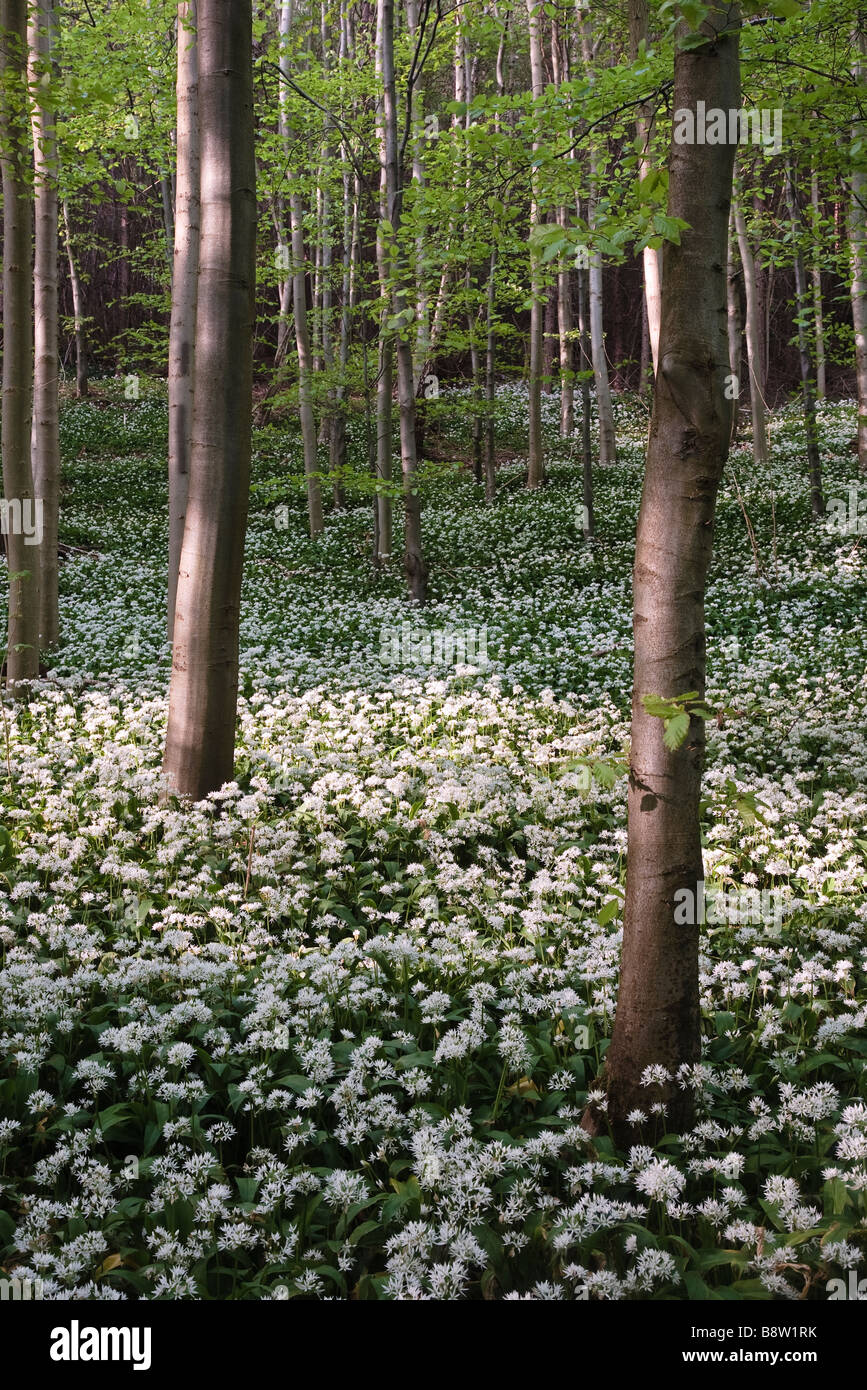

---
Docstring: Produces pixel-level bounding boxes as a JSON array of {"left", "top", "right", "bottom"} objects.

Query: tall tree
[
  {"left": 584, "top": 4, "right": 741, "bottom": 1143},
  {"left": 1, "top": 0, "right": 40, "bottom": 686},
  {"left": 167, "top": 0, "right": 200, "bottom": 640},
  {"left": 629, "top": 0, "right": 662, "bottom": 379},
  {"left": 28, "top": 0, "right": 60, "bottom": 649},
  {"left": 785, "top": 162, "right": 824, "bottom": 517},
  {"left": 378, "top": 0, "right": 426, "bottom": 601},
  {"left": 525, "top": 0, "right": 545, "bottom": 486},
  {"left": 281, "top": 0, "right": 324, "bottom": 540},
  {"left": 733, "top": 187, "right": 767, "bottom": 463},
  {"left": 579, "top": 6, "right": 616, "bottom": 465},
  {"left": 61, "top": 200, "right": 88, "bottom": 397},
  {"left": 851, "top": 21, "right": 867, "bottom": 472},
  {"left": 162, "top": 0, "right": 255, "bottom": 799}
]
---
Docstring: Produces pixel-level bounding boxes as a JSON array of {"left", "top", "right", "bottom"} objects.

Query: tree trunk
[
  {"left": 726, "top": 217, "right": 741, "bottom": 445},
  {"left": 785, "top": 163, "right": 825, "bottom": 518},
  {"left": 28, "top": 0, "right": 60, "bottom": 651},
  {"left": 280, "top": 1, "right": 323, "bottom": 539},
  {"left": 1, "top": 0, "right": 40, "bottom": 687},
  {"left": 525, "top": 0, "right": 545, "bottom": 487},
  {"left": 378, "top": 0, "right": 425, "bottom": 601},
  {"left": 810, "top": 172, "right": 825, "bottom": 400},
  {"left": 584, "top": 5, "right": 741, "bottom": 1146},
  {"left": 62, "top": 200, "right": 88, "bottom": 397},
  {"left": 733, "top": 191, "right": 768, "bottom": 464},
  {"left": 629, "top": 0, "right": 661, "bottom": 379},
  {"left": 484, "top": 246, "right": 497, "bottom": 503},
  {"left": 167, "top": 0, "right": 200, "bottom": 640},
  {"left": 851, "top": 24, "right": 867, "bottom": 471},
  {"left": 162, "top": 0, "right": 255, "bottom": 800},
  {"left": 579, "top": 14, "right": 616, "bottom": 465},
  {"left": 577, "top": 263, "right": 594, "bottom": 538}
]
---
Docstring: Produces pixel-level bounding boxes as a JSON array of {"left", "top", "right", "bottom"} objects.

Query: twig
[{"left": 728, "top": 464, "right": 766, "bottom": 579}]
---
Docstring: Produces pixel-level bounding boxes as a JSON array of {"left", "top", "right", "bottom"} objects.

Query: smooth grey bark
[
  {"left": 525, "top": 0, "right": 545, "bottom": 486},
  {"left": 162, "top": 0, "right": 256, "bottom": 800},
  {"left": 483, "top": 246, "right": 497, "bottom": 503},
  {"left": 629, "top": 0, "right": 661, "bottom": 378},
  {"left": 378, "top": 0, "right": 425, "bottom": 601},
  {"left": 785, "top": 163, "right": 825, "bottom": 518},
  {"left": 851, "top": 25, "right": 867, "bottom": 470},
  {"left": 733, "top": 191, "right": 768, "bottom": 464},
  {"left": 551, "top": 16, "right": 573, "bottom": 438},
  {"left": 1, "top": 0, "right": 39, "bottom": 686},
  {"left": 726, "top": 217, "right": 741, "bottom": 444},
  {"left": 577, "top": 263, "right": 594, "bottom": 538},
  {"left": 167, "top": 0, "right": 199, "bottom": 640},
  {"left": 28, "top": 0, "right": 60, "bottom": 650},
  {"left": 61, "top": 200, "right": 88, "bottom": 397},
  {"left": 579, "top": 9, "right": 616, "bottom": 465},
  {"left": 584, "top": 6, "right": 741, "bottom": 1144},
  {"left": 810, "top": 172, "right": 825, "bottom": 400}
]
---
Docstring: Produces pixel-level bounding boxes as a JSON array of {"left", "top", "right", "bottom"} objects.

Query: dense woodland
[{"left": 0, "top": 0, "right": 866, "bottom": 1319}]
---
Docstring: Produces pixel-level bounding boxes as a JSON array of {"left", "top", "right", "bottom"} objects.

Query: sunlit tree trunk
[
  {"left": 810, "top": 172, "right": 825, "bottom": 400},
  {"left": 378, "top": 0, "right": 426, "bottom": 600},
  {"left": 61, "top": 200, "right": 88, "bottom": 397},
  {"left": 629, "top": 0, "right": 661, "bottom": 378},
  {"left": 280, "top": 1, "right": 323, "bottom": 538},
  {"left": 851, "top": 24, "right": 867, "bottom": 471},
  {"left": 577, "top": 262, "right": 594, "bottom": 537},
  {"left": 551, "top": 13, "right": 573, "bottom": 438},
  {"left": 785, "top": 162, "right": 824, "bottom": 518},
  {"left": 732, "top": 190, "right": 767, "bottom": 464},
  {"left": 726, "top": 216, "right": 741, "bottom": 445},
  {"left": 168, "top": 0, "right": 199, "bottom": 640},
  {"left": 2, "top": 0, "right": 39, "bottom": 686},
  {"left": 28, "top": 0, "right": 60, "bottom": 650},
  {"left": 162, "top": 0, "right": 255, "bottom": 799},
  {"left": 584, "top": 5, "right": 741, "bottom": 1145},
  {"left": 525, "top": 0, "right": 545, "bottom": 486},
  {"left": 579, "top": 8, "right": 616, "bottom": 465}
]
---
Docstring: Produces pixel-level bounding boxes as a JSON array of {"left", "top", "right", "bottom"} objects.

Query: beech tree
[
  {"left": 28, "top": 0, "right": 60, "bottom": 650},
  {"left": 167, "top": 0, "right": 199, "bottom": 640},
  {"left": 1, "top": 0, "right": 40, "bottom": 686},
  {"left": 584, "top": 3, "right": 741, "bottom": 1143},
  {"left": 162, "top": 0, "right": 255, "bottom": 799}
]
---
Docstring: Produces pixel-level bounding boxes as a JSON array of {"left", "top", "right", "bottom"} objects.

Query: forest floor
[{"left": 1, "top": 385, "right": 866, "bottom": 1300}]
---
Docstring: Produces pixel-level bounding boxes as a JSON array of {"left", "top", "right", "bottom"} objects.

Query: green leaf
[{"left": 663, "top": 711, "right": 690, "bottom": 750}]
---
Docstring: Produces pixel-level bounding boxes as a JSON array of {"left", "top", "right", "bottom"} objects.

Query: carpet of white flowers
[{"left": 1, "top": 382, "right": 865, "bottom": 1300}]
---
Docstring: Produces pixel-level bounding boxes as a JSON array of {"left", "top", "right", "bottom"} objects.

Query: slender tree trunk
[
  {"left": 162, "top": 0, "right": 256, "bottom": 800},
  {"left": 378, "top": 0, "right": 425, "bottom": 601},
  {"left": 280, "top": 0, "right": 323, "bottom": 539},
  {"left": 290, "top": 190, "right": 324, "bottom": 537},
  {"left": 629, "top": 0, "right": 661, "bottom": 378},
  {"left": 732, "top": 192, "right": 767, "bottom": 463},
  {"left": 584, "top": 5, "right": 741, "bottom": 1145},
  {"left": 374, "top": 0, "right": 392, "bottom": 561},
  {"left": 577, "top": 263, "right": 594, "bottom": 537},
  {"left": 484, "top": 246, "right": 497, "bottom": 503},
  {"left": 726, "top": 217, "right": 741, "bottom": 445},
  {"left": 785, "top": 163, "right": 825, "bottom": 518},
  {"left": 580, "top": 13, "right": 616, "bottom": 465},
  {"left": 62, "top": 200, "right": 88, "bottom": 397},
  {"left": 28, "top": 0, "right": 60, "bottom": 650},
  {"left": 525, "top": 0, "right": 545, "bottom": 487},
  {"left": 851, "top": 24, "right": 867, "bottom": 471},
  {"left": 167, "top": 0, "right": 200, "bottom": 640},
  {"left": 810, "top": 171, "right": 825, "bottom": 400},
  {"left": 160, "top": 171, "right": 175, "bottom": 267},
  {"left": 1, "top": 0, "right": 39, "bottom": 687}
]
